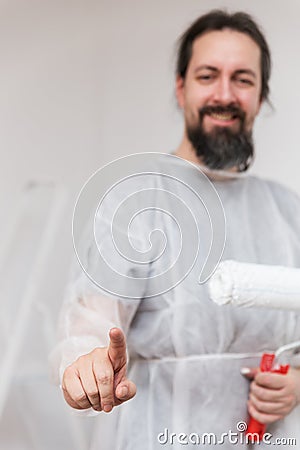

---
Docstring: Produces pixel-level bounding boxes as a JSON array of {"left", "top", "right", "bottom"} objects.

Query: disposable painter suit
[{"left": 51, "top": 156, "right": 300, "bottom": 449}]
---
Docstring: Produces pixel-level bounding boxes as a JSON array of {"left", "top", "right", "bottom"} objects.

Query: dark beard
[{"left": 187, "top": 105, "right": 254, "bottom": 172}]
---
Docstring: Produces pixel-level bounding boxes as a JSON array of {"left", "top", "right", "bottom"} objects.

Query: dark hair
[{"left": 176, "top": 10, "right": 271, "bottom": 101}]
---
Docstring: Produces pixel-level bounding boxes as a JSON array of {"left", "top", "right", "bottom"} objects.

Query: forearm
[{"left": 50, "top": 291, "right": 140, "bottom": 385}]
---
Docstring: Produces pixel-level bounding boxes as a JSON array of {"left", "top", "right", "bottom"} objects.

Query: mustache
[{"left": 199, "top": 105, "right": 246, "bottom": 122}]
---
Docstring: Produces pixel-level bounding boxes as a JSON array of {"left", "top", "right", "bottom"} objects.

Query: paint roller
[
  {"left": 208, "top": 260, "right": 300, "bottom": 441},
  {"left": 208, "top": 260, "right": 300, "bottom": 310}
]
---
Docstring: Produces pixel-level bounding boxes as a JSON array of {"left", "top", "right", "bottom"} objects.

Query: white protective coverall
[{"left": 51, "top": 156, "right": 300, "bottom": 449}]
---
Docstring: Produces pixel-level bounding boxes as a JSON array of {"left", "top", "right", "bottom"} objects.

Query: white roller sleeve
[{"left": 208, "top": 260, "right": 300, "bottom": 310}]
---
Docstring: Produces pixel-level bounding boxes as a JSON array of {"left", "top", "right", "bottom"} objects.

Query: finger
[
  {"left": 250, "top": 381, "right": 285, "bottom": 402},
  {"left": 63, "top": 366, "right": 91, "bottom": 409},
  {"left": 240, "top": 367, "right": 259, "bottom": 380},
  {"left": 248, "top": 400, "right": 283, "bottom": 425},
  {"left": 78, "top": 362, "right": 101, "bottom": 411},
  {"left": 255, "top": 372, "right": 287, "bottom": 389},
  {"left": 249, "top": 393, "right": 287, "bottom": 415},
  {"left": 93, "top": 358, "right": 115, "bottom": 413},
  {"left": 62, "top": 386, "right": 82, "bottom": 409},
  {"left": 115, "top": 380, "right": 137, "bottom": 402},
  {"left": 108, "top": 328, "right": 127, "bottom": 371}
]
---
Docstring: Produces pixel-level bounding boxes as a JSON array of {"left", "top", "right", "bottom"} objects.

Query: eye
[
  {"left": 196, "top": 74, "right": 215, "bottom": 83},
  {"left": 236, "top": 77, "right": 254, "bottom": 86}
]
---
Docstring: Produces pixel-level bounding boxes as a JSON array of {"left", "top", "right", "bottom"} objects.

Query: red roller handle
[{"left": 246, "top": 353, "right": 289, "bottom": 441}]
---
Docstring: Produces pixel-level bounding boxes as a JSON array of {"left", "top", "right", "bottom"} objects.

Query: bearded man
[{"left": 53, "top": 10, "right": 300, "bottom": 450}]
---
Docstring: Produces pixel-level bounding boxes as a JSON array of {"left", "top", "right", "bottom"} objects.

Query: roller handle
[{"left": 246, "top": 353, "right": 289, "bottom": 441}]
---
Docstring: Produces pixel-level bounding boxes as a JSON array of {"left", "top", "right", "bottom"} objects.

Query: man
[{"left": 53, "top": 10, "right": 300, "bottom": 449}]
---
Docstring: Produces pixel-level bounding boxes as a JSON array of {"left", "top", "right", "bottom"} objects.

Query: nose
[{"left": 211, "top": 77, "right": 237, "bottom": 105}]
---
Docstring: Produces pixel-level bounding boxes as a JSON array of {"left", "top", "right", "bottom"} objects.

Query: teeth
[{"left": 210, "top": 112, "right": 234, "bottom": 120}]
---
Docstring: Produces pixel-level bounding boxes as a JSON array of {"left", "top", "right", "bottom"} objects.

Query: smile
[{"left": 208, "top": 112, "right": 238, "bottom": 121}]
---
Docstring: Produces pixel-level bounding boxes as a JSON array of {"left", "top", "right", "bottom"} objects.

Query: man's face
[{"left": 176, "top": 29, "right": 262, "bottom": 170}]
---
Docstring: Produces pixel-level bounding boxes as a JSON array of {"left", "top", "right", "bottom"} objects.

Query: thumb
[
  {"left": 240, "top": 367, "right": 260, "bottom": 380},
  {"left": 108, "top": 327, "right": 127, "bottom": 370},
  {"left": 115, "top": 380, "right": 137, "bottom": 402}
]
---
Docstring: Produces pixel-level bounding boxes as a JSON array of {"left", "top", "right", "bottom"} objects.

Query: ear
[
  {"left": 256, "top": 91, "right": 265, "bottom": 116},
  {"left": 255, "top": 97, "right": 263, "bottom": 116},
  {"left": 175, "top": 75, "right": 185, "bottom": 109}
]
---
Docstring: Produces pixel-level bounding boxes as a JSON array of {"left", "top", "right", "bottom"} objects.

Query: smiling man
[
  {"left": 175, "top": 14, "right": 268, "bottom": 172},
  {"left": 54, "top": 10, "right": 300, "bottom": 450},
  {"left": 173, "top": 12, "right": 300, "bottom": 436}
]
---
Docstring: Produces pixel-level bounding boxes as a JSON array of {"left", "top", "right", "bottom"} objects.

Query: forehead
[{"left": 188, "top": 29, "right": 261, "bottom": 74}]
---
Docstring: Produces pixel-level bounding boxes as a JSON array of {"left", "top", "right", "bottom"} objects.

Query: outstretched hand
[{"left": 62, "top": 328, "right": 136, "bottom": 412}]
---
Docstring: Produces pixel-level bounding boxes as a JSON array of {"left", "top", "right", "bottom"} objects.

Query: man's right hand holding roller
[{"left": 62, "top": 327, "right": 136, "bottom": 412}]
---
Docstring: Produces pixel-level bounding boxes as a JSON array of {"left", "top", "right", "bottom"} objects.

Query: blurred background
[{"left": 0, "top": 0, "right": 299, "bottom": 448}]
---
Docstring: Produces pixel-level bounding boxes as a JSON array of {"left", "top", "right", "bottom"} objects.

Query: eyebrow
[
  {"left": 235, "top": 69, "right": 257, "bottom": 79},
  {"left": 194, "top": 65, "right": 257, "bottom": 79},
  {"left": 194, "top": 65, "right": 218, "bottom": 73}
]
